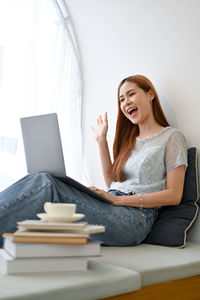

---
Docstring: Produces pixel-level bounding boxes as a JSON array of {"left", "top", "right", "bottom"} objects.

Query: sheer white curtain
[{"left": 0, "top": 0, "right": 85, "bottom": 191}]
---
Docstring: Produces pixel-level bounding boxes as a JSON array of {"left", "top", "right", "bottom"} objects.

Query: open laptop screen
[{"left": 20, "top": 113, "right": 66, "bottom": 177}]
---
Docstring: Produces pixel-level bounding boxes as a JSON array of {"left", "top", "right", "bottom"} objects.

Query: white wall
[{"left": 65, "top": 0, "right": 200, "bottom": 188}]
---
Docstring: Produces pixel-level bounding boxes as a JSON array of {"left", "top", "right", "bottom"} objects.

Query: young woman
[{"left": 0, "top": 75, "right": 187, "bottom": 247}]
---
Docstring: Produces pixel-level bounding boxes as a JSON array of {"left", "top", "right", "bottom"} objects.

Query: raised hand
[{"left": 91, "top": 112, "right": 108, "bottom": 142}]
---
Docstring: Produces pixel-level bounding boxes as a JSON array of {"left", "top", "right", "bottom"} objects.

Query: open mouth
[{"left": 127, "top": 108, "right": 138, "bottom": 117}]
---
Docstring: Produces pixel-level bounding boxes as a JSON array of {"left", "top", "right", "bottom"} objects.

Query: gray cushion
[
  {"left": 100, "top": 242, "right": 200, "bottom": 286},
  {"left": 0, "top": 261, "right": 141, "bottom": 300},
  {"left": 144, "top": 147, "right": 199, "bottom": 248}
]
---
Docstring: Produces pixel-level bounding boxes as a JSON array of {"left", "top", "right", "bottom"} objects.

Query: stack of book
[{"left": 0, "top": 220, "right": 105, "bottom": 274}]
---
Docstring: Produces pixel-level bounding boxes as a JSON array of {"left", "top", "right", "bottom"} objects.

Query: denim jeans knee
[{"left": 0, "top": 177, "right": 158, "bottom": 247}]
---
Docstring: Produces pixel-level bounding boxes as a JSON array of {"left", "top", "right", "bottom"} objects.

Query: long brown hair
[{"left": 111, "top": 75, "right": 169, "bottom": 182}]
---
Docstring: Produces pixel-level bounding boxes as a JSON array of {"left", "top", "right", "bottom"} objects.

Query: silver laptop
[
  {"left": 20, "top": 113, "right": 111, "bottom": 203},
  {"left": 20, "top": 113, "right": 66, "bottom": 177}
]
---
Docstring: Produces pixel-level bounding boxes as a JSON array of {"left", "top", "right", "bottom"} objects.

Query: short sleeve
[{"left": 165, "top": 131, "right": 188, "bottom": 172}]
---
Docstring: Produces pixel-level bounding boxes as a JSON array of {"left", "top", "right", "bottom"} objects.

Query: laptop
[{"left": 20, "top": 113, "right": 111, "bottom": 203}]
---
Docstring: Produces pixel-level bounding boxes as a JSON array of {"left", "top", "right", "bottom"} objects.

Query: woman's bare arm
[
  {"left": 91, "top": 113, "right": 113, "bottom": 188},
  {"left": 90, "top": 165, "right": 186, "bottom": 207}
]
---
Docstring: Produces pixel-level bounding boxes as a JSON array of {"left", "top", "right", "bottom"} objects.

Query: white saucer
[{"left": 37, "top": 213, "right": 85, "bottom": 223}]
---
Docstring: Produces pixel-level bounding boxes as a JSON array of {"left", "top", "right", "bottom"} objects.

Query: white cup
[{"left": 44, "top": 202, "right": 76, "bottom": 218}]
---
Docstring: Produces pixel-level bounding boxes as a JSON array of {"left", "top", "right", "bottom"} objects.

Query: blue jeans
[{"left": 0, "top": 173, "right": 158, "bottom": 247}]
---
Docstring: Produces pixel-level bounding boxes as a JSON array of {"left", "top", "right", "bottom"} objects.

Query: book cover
[
  {"left": 3, "top": 236, "right": 101, "bottom": 258},
  {"left": 17, "top": 220, "right": 88, "bottom": 231},
  {"left": 0, "top": 249, "right": 88, "bottom": 274},
  {"left": 4, "top": 233, "right": 88, "bottom": 245},
  {"left": 17, "top": 220, "right": 105, "bottom": 234}
]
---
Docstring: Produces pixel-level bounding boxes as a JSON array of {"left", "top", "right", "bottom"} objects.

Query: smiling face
[{"left": 119, "top": 81, "right": 155, "bottom": 126}]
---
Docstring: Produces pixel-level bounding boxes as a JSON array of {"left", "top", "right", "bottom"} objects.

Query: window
[{"left": 0, "top": 0, "right": 84, "bottom": 191}]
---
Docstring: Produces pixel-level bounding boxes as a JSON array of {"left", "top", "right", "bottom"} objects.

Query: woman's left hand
[{"left": 89, "top": 186, "right": 124, "bottom": 206}]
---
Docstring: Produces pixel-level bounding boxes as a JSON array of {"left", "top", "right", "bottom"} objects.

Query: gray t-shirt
[{"left": 109, "top": 127, "right": 187, "bottom": 195}]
